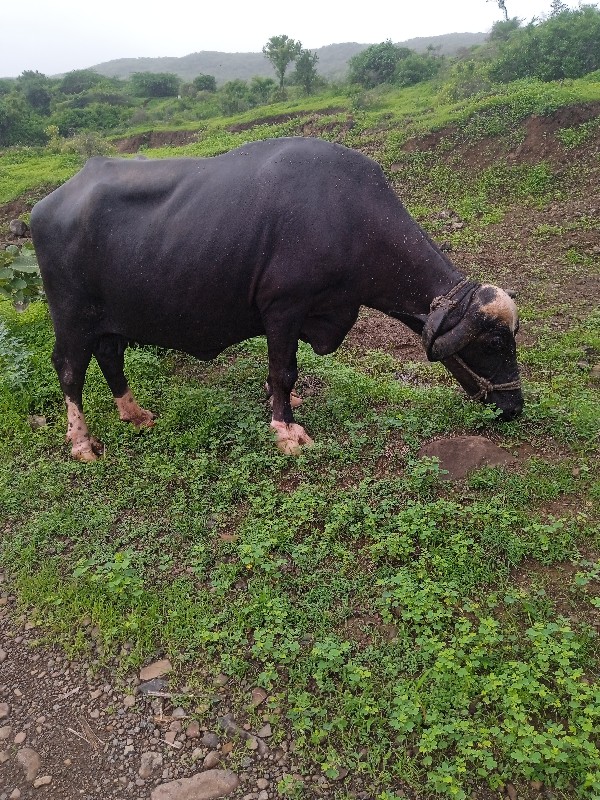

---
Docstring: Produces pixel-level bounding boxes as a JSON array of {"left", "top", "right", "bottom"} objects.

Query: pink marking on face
[{"left": 480, "top": 285, "right": 518, "bottom": 331}]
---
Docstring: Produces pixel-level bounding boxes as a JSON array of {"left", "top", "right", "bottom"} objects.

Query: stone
[
  {"left": 590, "top": 364, "right": 600, "bottom": 382},
  {"left": 0, "top": 750, "right": 9, "bottom": 764},
  {"left": 0, "top": 703, "right": 9, "bottom": 719},
  {"left": 139, "top": 751, "right": 163, "bottom": 780},
  {"left": 140, "top": 659, "right": 172, "bottom": 681},
  {"left": 0, "top": 649, "right": 6, "bottom": 663},
  {"left": 418, "top": 436, "right": 516, "bottom": 480},
  {"left": 185, "top": 720, "right": 201, "bottom": 739},
  {"left": 250, "top": 688, "right": 268, "bottom": 707},
  {"left": 16, "top": 747, "right": 41, "bottom": 782},
  {"left": 256, "top": 724, "right": 272, "bottom": 739},
  {"left": 32, "top": 776, "right": 52, "bottom": 788},
  {"left": 9, "top": 220, "right": 28, "bottom": 238},
  {"left": 256, "top": 778, "right": 269, "bottom": 790},
  {"left": 258, "top": 793, "right": 269, "bottom": 800},
  {"left": 201, "top": 731, "right": 220, "bottom": 748},
  {"left": 138, "top": 678, "right": 169, "bottom": 695},
  {"left": 28, "top": 415, "right": 47, "bottom": 431},
  {"left": 0, "top": 726, "right": 12, "bottom": 740},
  {"left": 150, "top": 769, "right": 240, "bottom": 800},
  {"left": 213, "top": 673, "right": 229, "bottom": 687},
  {"left": 13, "top": 732, "right": 26, "bottom": 745},
  {"left": 506, "top": 784, "right": 517, "bottom": 800},
  {"left": 10, "top": 790, "right": 21, "bottom": 799},
  {"left": 123, "top": 695, "right": 136, "bottom": 708},
  {"left": 203, "top": 751, "right": 221, "bottom": 769}
]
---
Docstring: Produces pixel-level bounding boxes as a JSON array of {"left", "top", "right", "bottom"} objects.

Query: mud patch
[
  {"left": 113, "top": 129, "right": 201, "bottom": 154},
  {"left": 226, "top": 107, "right": 345, "bottom": 133},
  {"left": 418, "top": 435, "right": 516, "bottom": 480}
]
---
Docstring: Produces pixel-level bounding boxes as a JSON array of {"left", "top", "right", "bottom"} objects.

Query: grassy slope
[{"left": 1, "top": 78, "right": 600, "bottom": 799}]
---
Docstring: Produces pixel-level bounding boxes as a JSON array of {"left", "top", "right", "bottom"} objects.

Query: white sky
[{"left": 1, "top": 0, "right": 589, "bottom": 78}]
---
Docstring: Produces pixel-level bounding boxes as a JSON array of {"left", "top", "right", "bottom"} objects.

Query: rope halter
[{"left": 428, "top": 279, "right": 522, "bottom": 401}]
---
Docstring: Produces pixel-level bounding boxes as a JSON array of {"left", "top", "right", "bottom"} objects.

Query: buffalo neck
[{"left": 364, "top": 224, "right": 466, "bottom": 331}]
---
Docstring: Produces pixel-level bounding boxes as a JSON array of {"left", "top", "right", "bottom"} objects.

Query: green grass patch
[{"left": 1, "top": 298, "right": 599, "bottom": 799}]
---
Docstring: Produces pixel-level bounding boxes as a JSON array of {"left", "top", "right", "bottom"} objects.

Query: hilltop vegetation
[
  {"left": 1, "top": 6, "right": 600, "bottom": 800},
  {"left": 1, "top": 8, "right": 599, "bottom": 150}
]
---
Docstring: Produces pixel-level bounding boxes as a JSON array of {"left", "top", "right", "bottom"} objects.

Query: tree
[
  {"left": 489, "top": 6, "right": 600, "bottom": 82},
  {"left": 130, "top": 72, "right": 180, "bottom": 98},
  {"left": 193, "top": 74, "right": 217, "bottom": 92},
  {"left": 18, "top": 71, "right": 53, "bottom": 115},
  {"left": 550, "top": 0, "right": 568, "bottom": 14},
  {"left": 292, "top": 49, "right": 319, "bottom": 95},
  {"left": 488, "top": 17, "right": 522, "bottom": 42},
  {"left": 348, "top": 41, "right": 411, "bottom": 88},
  {"left": 59, "top": 69, "right": 103, "bottom": 95},
  {"left": 487, "top": 0, "right": 509, "bottom": 22},
  {"left": 394, "top": 53, "right": 442, "bottom": 87},
  {"left": 262, "top": 35, "right": 302, "bottom": 90},
  {"left": 249, "top": 76, "right": 276, "bottom": 104}
]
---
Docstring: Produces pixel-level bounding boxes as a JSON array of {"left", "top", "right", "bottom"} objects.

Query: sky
[{"left": 1, "top": 0, "right": 588, "bottom": 78}]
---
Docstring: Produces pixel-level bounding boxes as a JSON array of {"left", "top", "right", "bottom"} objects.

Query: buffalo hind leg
[
  {"left": 264, "top": 323, "right": 313, "bottom": 455},
  {"left": 93, "top": 334, "right": 156, "bottom": 428},
  {"left": 53, "top": 340, "right": 103, "bottom": 462}
]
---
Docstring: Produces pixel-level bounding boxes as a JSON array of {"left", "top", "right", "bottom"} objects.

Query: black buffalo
[{"left": 30, "top": 137, "right": 522, "bottom": 460}]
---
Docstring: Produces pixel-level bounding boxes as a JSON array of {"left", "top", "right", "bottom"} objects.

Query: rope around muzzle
[{"left": 429, "top": 280, "right": 522, "bottom": 401}]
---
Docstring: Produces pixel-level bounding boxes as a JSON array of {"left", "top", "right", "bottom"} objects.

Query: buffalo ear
[{"left": 426, "top": 314, "right": 479, "bottom": 362}]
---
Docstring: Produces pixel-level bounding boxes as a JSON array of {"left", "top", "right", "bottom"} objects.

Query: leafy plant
[{"left": 0, "top": 245, "right": 43, "bottom": 304}]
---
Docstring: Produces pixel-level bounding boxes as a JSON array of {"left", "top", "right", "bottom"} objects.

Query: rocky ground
[{"left": 0, "top": 584, "right": 325, "bottom": 800}]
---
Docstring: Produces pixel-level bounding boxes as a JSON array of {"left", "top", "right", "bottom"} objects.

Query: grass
[
  {"left": 0, "top": 298, "right": 599, "bottom": 799},
  {"left": 1, "top": 73, "right": 600, "bottom": 799}
]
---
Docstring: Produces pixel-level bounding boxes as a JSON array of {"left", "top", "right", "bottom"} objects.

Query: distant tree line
[{"left": 0, "top": 5, "right": 599, "bottom": 147}]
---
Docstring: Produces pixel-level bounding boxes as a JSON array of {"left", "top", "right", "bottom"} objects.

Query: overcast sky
[{"left": 1, "top": 0, "right": 589, "bottom": 78}]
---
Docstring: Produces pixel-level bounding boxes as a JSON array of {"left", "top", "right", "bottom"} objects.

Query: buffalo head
[{"left": 422, "top": 281, "right": 523, "bottom": 421}]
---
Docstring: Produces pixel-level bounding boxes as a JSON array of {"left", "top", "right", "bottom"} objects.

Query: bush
[
  {"left": 394, "top": 53, "right": 443, "bottom": 87},
  {"left": 348, "top": 41, "right": 412, "bottom": 88},
  {"left": 130, "top": 72, "right": 180, "bottom": 98},
  {"left": 490, "top": 7, "right": 600, "bottom": 82}
]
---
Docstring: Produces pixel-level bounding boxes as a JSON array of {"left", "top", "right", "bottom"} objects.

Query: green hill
[{"left": 89, "top": 33, "right": 487, "bottom": 84}]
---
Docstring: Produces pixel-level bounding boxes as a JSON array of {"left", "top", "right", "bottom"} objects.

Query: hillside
[{"left": 89, "top": 32, "right": 487, "bottom": 83}]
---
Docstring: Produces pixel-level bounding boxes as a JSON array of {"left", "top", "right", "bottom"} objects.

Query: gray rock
[
  {"left": 139, "top": 751, "right": 163, "bottom": 780},
  {"left": 138, "top": 678, "right": 169, "bottom": 695},
  {"left": 0, "top": 726, "right": 12, "bottom": 740},
  {"left": 16, "top": 747, "right": 41, "bottom": 782},
  {"left": 0, "top": 649, "right": 7, "bottom": 664},
  {"left": 32, "top": 776, "right": 52, "bottom": 788},
  {"left": 150, "top": 769, "right": 239, "bottom": 800},
  {"left": 0, "top": 703, "right": 9, "bottom": 720},
  {"left": 9, "top": 220, "right": 28, "bottom": 238},
  {"left": 256, "top": 724, "right": 272, "bottom": 739},
  {"left": 201, "top": 732, "right": 220, "bottom": 748}
]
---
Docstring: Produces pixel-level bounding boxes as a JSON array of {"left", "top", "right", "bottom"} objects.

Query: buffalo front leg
[
  {"left": 265, "top": 327, "right": 313, "bottom": 455},
  {"left": 52, "top": 340, "right": 103, "bottom": 462},
  {"left": 94, "top": 334, "right": 156, "bottom": 428}
]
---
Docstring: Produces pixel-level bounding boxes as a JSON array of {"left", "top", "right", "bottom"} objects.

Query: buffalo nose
[{"left": 500, "top": 405, "right": 522, "bottom": 422}]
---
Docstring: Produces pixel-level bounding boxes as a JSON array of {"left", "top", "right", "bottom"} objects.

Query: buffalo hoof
[
  {"left": 71, "top": 436, "right": 104, "bottom": 462},
  {"left": 115, "top": 391, "right": 157, "bottom": 428},
  {"left": 121, "top": 408, "right": 156, "bottom": 428},
  {"left": 271, "top": 421, "right": 314, "bottom": 455}
]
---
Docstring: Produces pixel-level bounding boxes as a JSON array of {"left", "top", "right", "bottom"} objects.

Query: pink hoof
[
  {"left": 270, "top": 421, "right": 314, "bottom": 455},
  {"left": 70, "top": 436, "right": 104, "bottom": 462}
]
